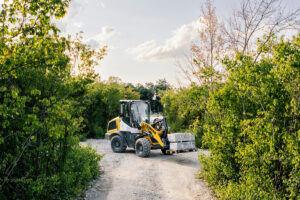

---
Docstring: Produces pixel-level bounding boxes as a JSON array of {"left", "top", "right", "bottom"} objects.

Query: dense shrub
[
  {"left": 132, "top": 79, "right": 171, "bottom": 113},
  {"left": 1, "top": 144, "right": 101, "bottom": 199},
  {"left": 0, "top": 1, "right": 103, "bottom": 199},
  {"left": 82, "top": 80, "right": 139, "bottom": 138},
  {"left": 161, "top": 85, "right": 209, "bottom": 147},
  {"left": 199, "top": 35, "right": 300, "bottom": 199}
]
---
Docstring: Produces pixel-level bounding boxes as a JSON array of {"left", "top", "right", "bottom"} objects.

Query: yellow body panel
[
  {"left": 140, "top": 122, "right": 164, "bottom": 147},
  {"left": 106, "top": 117, "right": 121, "bottom": 134},
  {"left": 106, "top": 118, "right": 164, "bottom": 148}
]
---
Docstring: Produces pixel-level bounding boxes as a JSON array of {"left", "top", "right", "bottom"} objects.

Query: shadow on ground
[{"left": 121, "top": 148, "right": 199, "bottom": 168}]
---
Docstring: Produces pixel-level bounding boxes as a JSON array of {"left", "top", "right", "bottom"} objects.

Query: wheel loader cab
[
  {"left": 106, "top": 100, "right": 169, "bottom": 157},
  {"left": 120, "top": 100, "right": 150, "bottom": 127}
]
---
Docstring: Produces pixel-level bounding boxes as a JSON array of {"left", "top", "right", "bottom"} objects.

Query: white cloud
[
  {"left": 100, "top": 2, "right": 106, "bottom": 8},
  {"left": 86, "top": 26, "right": 117, "bottom": 48},
  {"left": 73, "top": 22, "right": 83, "bottom": 28},
  {"left": 96, "top": 0, "right": 106, "bottom": 8},
  {"left": 100, "top": 26, "right": 117, "bottom": 40},
  {"left": 55, "top": 0, "right": 88, "bottom": 32},
  {"left": 127, "top": 19, "right": 205, "bottom": 61},
  {"left": 67, "top": 0, "right": 88, "bottom": 19},
  {"left": 128, "top": 40, "right": 157, "bottom": 55}
]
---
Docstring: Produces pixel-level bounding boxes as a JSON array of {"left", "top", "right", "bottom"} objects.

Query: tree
[
  {"left": 200, "top": 34, "right": 300, "bottom": 199},
  {"left": 160, "top": 85, "right": 209, "bottom": 147},
  {"left": 129, "top": 79, "right": 171, "bottom": 113},
  {"left": 222, "top": 0, "right": 300, "bottom": 56},
  {"left": 134, "top": 84, "right": 154, "bottom": 101},
  {"left": 0, "top": 1, "right": 103, "bottom": 199},
  {"left": 179, "top": 0, "right": 223, "bottom": 86},
  {"left": 82, "top": 80, "right": 139, "bottom": 139},
  {"left": 154, "top": 78, "right": 171, "bottom": 92},
  {"left": 68, "top": 33, "right": 107, "bottom": 79}
]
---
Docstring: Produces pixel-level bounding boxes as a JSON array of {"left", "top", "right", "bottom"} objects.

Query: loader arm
[{"left": 140, "top": 122, "right": 164, "bottom": 147}]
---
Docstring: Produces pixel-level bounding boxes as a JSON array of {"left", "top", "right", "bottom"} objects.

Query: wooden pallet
[
  {"left": 165, "top": 149, "right": 176, "bottom": 155},
  {"left": 168, "top": 148, "right": 197, "bottom": 154}
]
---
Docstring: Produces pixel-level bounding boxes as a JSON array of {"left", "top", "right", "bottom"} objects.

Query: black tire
[
  {"left": 135, "top": 138, "right": 151, "bottom": 157},
  {"left": 111, "top": 135, "right": 126, "bottom": 153},
  {"left": 161, "top": 149, "right": 168, "bottom": 155}
]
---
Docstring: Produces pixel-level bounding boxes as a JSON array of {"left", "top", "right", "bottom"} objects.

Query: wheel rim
[
  {"left": 112, "top": 138, "right": 120, "bottom": 148},
  {"left": 136, "top": 142, "right": 143, "bottom": 153}
]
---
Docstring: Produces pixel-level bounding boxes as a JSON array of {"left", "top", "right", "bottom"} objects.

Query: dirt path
[{"left": 80, "top": 139, "right": 215, "bottom": 200}]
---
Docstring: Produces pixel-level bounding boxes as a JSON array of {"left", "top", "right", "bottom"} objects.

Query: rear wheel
[
  {"left": 111, "top": 135, "right": 126, "bottom": 153},
  {"left": 135, "top": 138, "right": 151, "bottom": 157}
]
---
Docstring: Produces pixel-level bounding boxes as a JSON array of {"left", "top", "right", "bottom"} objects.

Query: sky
[{"left": 57, "top": 0, "right": 299, "bottom": 87}]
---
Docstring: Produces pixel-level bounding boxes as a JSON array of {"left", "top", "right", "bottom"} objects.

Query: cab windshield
[{"left": 131, "top": 101, "right": 150, "bottom": 124}]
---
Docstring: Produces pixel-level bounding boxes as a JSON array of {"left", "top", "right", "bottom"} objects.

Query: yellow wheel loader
[{"left": 105, "top": 100, "right": 195, "bottom": 157}]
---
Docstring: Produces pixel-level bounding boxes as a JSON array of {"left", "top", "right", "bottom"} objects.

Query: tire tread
[
  {"left": 111, "top": 135, "right": 126, "bottom": 153},
  {"left": 135, "top": 138, "right": 151, "bottom": 157}
]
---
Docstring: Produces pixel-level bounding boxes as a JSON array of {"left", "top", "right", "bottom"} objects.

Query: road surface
[{"left": 79, "top": 139, "right": 215, "bottom": 200}]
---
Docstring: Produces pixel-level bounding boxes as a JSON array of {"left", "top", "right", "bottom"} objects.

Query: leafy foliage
[
  {"left": 82, "top": 80, "right": 139, "bottom": 139},
  {"left": 0, "top": 1, "right": 104, "bottom": 199},
  {"left": 81, "top": 78, "right": 171, "bottom": 139},
  {"left": 160, "top": 84, "right": 209, "bottom": 147},
  {"left": 132, "top": 78, "right": 171, "bottom": 113},
  {"left": 199, "top": 35, "right": 300, "bottom": 199},
  {"left": 178, "top": 0, "right": 223, "bottom": 86}
]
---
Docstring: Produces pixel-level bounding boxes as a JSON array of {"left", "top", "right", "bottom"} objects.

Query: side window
[
  {"left": 108, "top": 121, "right": 117, "bottom": 130},
  {"left": 121, "top": 103, "right": 130, "bottom": 125},
  {"left": 131, "top": 105, "right": 136, "bottom": 121}
]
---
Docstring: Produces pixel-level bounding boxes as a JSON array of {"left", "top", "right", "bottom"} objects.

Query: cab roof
[{"left": 120, "top": 100, "right": 147, "bottom": 102}]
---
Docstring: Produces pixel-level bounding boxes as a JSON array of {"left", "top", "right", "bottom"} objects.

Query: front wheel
[
  {"left": 111, "top": 135, "right": 126, "bottom": 153},
  {"left": 135, "top": 138, "right": 151, "bottom": 157}
]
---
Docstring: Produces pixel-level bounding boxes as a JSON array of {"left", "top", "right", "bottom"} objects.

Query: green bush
[
  {"left": 161, "top": 85, "right": 209, "bottom": 147},
  {"left": 199, "top": 35, "right": 300, "bottom": 199},
  {"left": 0, "top": 1, "right": 104, "bottom": 199},
  {"left": 1, "top": 144, "right": 102, "bottom": 200},
  {"left": 82, "top": 81, "right": 139, "bottom": 138}
]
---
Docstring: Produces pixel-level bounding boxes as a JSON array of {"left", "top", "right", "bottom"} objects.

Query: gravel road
[{"left": 80, "top": 139, "right": 215, "bottom": 200}]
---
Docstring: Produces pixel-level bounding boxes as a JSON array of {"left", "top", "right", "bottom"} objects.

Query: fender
[
  {"left": 106, "top": 131, "right": 124, "bottom": 143},
  {"left": 107, "top": 131, "right": 139, "bottom": 148}
]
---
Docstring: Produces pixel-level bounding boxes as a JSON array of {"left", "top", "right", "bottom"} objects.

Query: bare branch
[
  {"left": 178, "top": 0, "right": 224, "bottom": 86},
  {"left": 223, "top": 0, "right": 300, "bottom": 54}
]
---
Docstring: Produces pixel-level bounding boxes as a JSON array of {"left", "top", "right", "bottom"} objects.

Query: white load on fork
[{"left": 167, "top": 133, "right": 196, "bottom": 151}]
